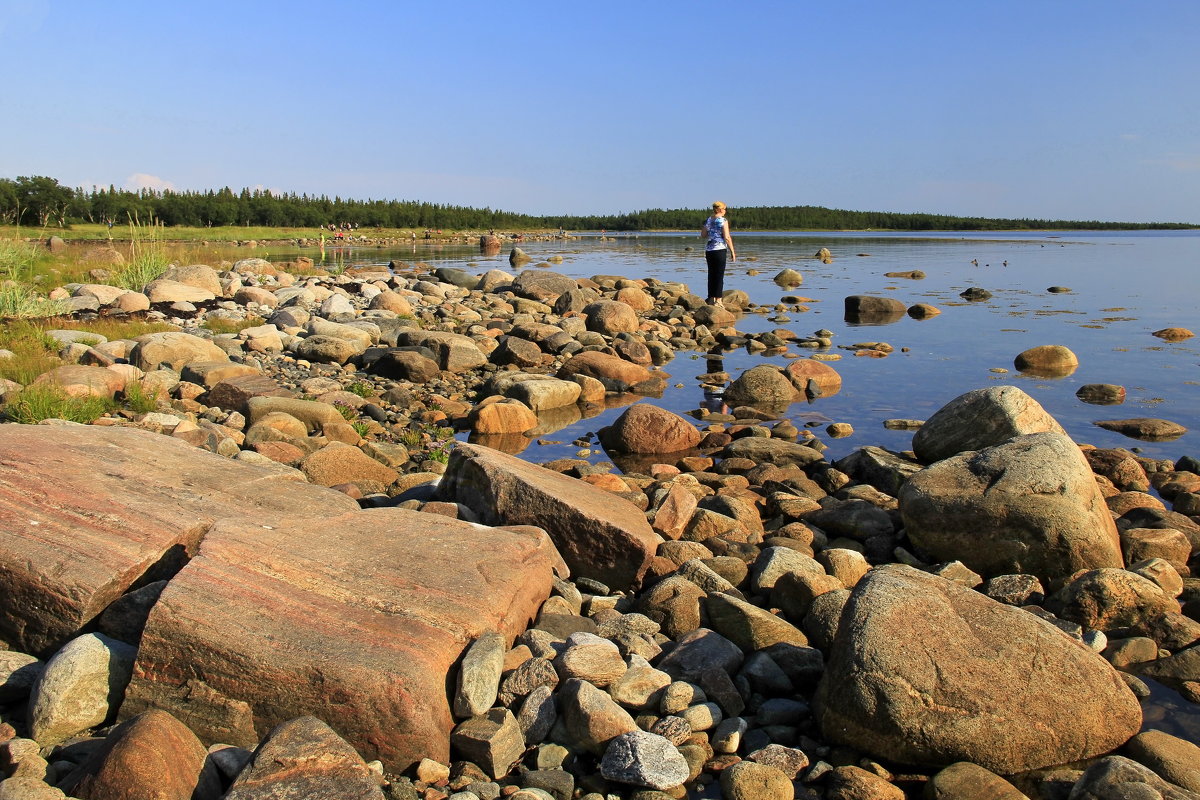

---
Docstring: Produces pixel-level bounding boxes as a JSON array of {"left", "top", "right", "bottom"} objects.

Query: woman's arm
[
  {"left": 723, "top": 221, "right": 736, "bottom": 260},
  {"left": 700, "top": 219, "right": 709, "bottom": 239}
]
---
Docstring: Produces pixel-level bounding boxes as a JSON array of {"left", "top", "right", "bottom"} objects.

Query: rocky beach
[{"left": 1, "top": 244, "right": 1198, "bottom": 800}]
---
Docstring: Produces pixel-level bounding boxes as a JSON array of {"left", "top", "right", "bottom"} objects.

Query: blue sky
[{"left": 2, "top": 0, "right": 1197, "bottom": 222}]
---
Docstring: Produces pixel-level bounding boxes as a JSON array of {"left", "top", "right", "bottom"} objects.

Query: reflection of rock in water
[
  {"left": 604, "top": 448, "right": 705, "bottom": 477},
  {"left": 528, "top": 404, "right": 583, "bottom": 437},
  {"left": 603, "top": 392, "right": 651, "bottom": 410},
  {"left": 466, "top": 431, "right": 532, "bottom": 455}
]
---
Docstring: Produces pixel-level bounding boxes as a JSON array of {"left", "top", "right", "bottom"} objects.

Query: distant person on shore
[{"left": 701, "top": 201, "right": 736, "bottom": 305}]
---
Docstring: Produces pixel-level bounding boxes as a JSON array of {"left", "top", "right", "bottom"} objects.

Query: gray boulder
[
  {"left": 816, "top": 565, "right": 1142, "bottom": 773},
  {"left": 899, "top": 432, "right": 1124, "bottom": 583},
  {"left": 912, "top": 386, "right": 1067, "bottom": 464}
]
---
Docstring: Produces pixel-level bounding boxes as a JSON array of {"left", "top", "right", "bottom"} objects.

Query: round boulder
[
  {"left": 900, "top": 432, "right": 1124, "bottom": 583},
  {"left": 723, "top": 365, "right": 798, "bottom": 411},
  {"left": 815, "top": 565, "right": 1142, "bottom": 773},
  {"left": 911, "top": 386, "right": 1066, "bottom": 464},
  {"left": 583, "top": 300, "right": 639, "bottom": 336},
  {"left": 1014, "top": 345, "right": 1079, "bottom": 377},
  {"left": 599, "top": 404, "right": 701, "bottom": 454}
]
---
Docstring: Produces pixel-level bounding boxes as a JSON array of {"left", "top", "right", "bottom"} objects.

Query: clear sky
[{"left": 2, "top": 0, "right": 1197, "bottom": 222}]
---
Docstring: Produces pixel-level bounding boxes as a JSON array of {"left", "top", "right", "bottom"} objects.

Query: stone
[
  {"left": 826, "top": 766, "right": 903, "bottom": 799},
  {"left": 131, "top": 332, "right": 229, "bottom": 372},
  {"left": 720, "top": 760, "right": 795, "bottom": 800},
  {"left": 28, "top": 633, "right": 137, "bottom": 747},
  {"left": 0, "top": 779, "right": 65, "bottom": 799},
  {"left": 0, "top": 651, "right": 42, "bottom": 703},
  {"left": 638, "top": 577, "right": 705, "bottom": 639},
  {"left": 246, "top": 396, "right": 348, "bottom": 432},
  {"left": 143, "top": 279, "right": 216, "bottom": 304},
  {"left": 816, "top": 565, "right": 1142, "bottom": 773},
  {"left": 469, "top": 400, "right": 538, "bottom": 435},
  {"left": 300, "top": 441, "right": 399, "bottom": 488},
  {"left": 30, "top": 364, "right": 124, "bottom": 400},
  {"left": 511, "top": 270, "right": 575, "bottom": 300},
  {"left": 1135, "top": 644, "right": 1200, "bottom": 693},
  {"left": 203, "top": 374, "right": 296, "bottom": 414},
  {"left": 454, "top": 632, "right": 506, "bottom": 719},
  {"left": 160, "top": 264, "right": 223, "bottom": 296},
  {"left": 1046, "top": 569, "right": 1178, "bottom": 630},
  {"left": 293, "top": 334, "right": 363, "bottom": 364},
  {"left": 440, "top": 443, "right": 661, "bottom": 590},
  {"left": 372, "top": 350, "right": 441, "bottom": 383},
  {"left": 600, "top": 730, "right": 690, "bottom": 790},
  {"left": 59, "top": 709, "right": 216, "bottom": 800},
  {"left": 506, "top": 379, "right": 581, "bottom": 412},
  {"left": 583, "top": 300, "right": 639, "bottom": 335},
  {"left": 558, "top": 679, "right": 638, "bottom": 755},
  {"left": 1014, "top": 345, "right": 1079, "bottom": 376},
  {"left": 908, "top": 303, "right": 941, "bottom": 319},
  {"left": 844, "top": 295, "right": 906, "bottom": 324},
  {"left": 748, "top": 744, "right": 809, "bottom": 779},
  {"left": 516, "top": 686, "right": 557, "bottom": 744},
  {"left": 784, "top": 359, "right": 843, "bottom": 397},
  {"left": 450, "top": 708, "right": 525, "bottom": 779},
  {"left": 607, "top": 655, "right": 671, "bottom": 712},
  {"left": 900, "top": 432, "right": 1124, "bottom": 583},
  {"left": 120, "top": 509, "right": 564, "bottom": 771},
  {"left": 0, "top": 425, "right": 360, "bottom": 656},
  {"left": 97, "top": 579, "right": 167, "bottom": 646},
  {"left": 656, "top": 628, "right": 744, "bottom": 682},
  {"left": 911, "top": 386, "right": 1067, "bottom": 464},
  {"left": 1066, "top": 755, "right": 1198, "bottom": 800},
  {"left": 723, "top": 365, "right": 798, "bottom": 410},
  {"left": 1151, "top": 327, "right": 1194, "bottom": 341},
  {"left": 598, "top": 404, "right": 701, "bottom": 454},
  {"left": 395, "top": 330, "right": 487, "bottom": 373},
  {"left": 223, "top": 716, "right": 385, "bottom": 800},
  {"left": 1123, "top": 730, "right": 1200, "bottom": 791},
  {"left": 925, "top": 762, "right": 1030, "bottom": 799},
  {"left": 1085, "top": 448, "right": 1151, "bottom": 492},
  {"left": 1077, "top": 384, "right": 1126, "bottom": 405},
  {"left": 720, "top": 437, "right": 825, "bottom": 468},
  {"left": 556, "top": 351, "right": 665, "bottom": 394},
  {"left": 554, "top": 633, "right": 627, "bottom": 687},
  {"left": 1094, "top": 418, "right": 1188, "bottom": 441}
]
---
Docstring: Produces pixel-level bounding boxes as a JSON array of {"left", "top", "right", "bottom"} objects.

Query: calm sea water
[{"left": 282, "top": 230, "right": 1199, "bottom": 467}]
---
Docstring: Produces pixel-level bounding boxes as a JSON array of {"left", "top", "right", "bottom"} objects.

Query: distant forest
[{"left": 2, "top": 175, "right": 1194, "bottom": 232}]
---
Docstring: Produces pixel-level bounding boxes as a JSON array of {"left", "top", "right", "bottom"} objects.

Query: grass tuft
[{"left": 4, "top": 384, "right": 116, "bottom": 424}]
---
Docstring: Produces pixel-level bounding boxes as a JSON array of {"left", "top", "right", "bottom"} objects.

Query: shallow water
[{"left": 282, "top": 230, "right": 1199, "bottom": 467}]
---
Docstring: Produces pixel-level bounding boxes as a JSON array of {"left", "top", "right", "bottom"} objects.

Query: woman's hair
[{"left": 712, "top": 201, "right": 726, "bottom": 212}]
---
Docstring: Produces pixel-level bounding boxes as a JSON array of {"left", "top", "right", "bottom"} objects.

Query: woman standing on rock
[{"left": 701, "top": 201, "right": 736, "bottom": 305}]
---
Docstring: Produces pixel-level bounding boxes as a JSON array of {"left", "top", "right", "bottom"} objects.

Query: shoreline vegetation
[{"left": 1, "top": 175, "right": 1196, "bottom": 237}]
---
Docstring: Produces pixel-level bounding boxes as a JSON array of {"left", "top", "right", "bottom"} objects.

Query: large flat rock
[
  {"left": 121, "top": 508, "right": 564, "bottom": 771},
  {"left": 0, "top": 425, "right": 360, "bottom": 656},
  {"left": 440, "top": 442, "right": 662, "bottom": 590}
]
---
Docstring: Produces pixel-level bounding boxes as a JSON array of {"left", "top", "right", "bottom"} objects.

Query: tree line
[{"left": 1, "top": 175, "right": 1194, "bottom": 232}]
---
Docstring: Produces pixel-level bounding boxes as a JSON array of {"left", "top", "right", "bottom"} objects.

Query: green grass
[
  {"left": 0, "top": 318, "right": 176, "bottom": 385},
  {"left": 0, "top": 239, "right": 72, "bottom": 319},
  {"left": 347, "top": 381, "right": 373, "bottom": 398},
  {"left": 201, "top": 316, "right": 264, "bottom": 335},
  {"left": 122, "top": 381, "right": 159, "bottom": 414},
  {"left": 4, "top": 383, "right": 117, "bottom": 424}
]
